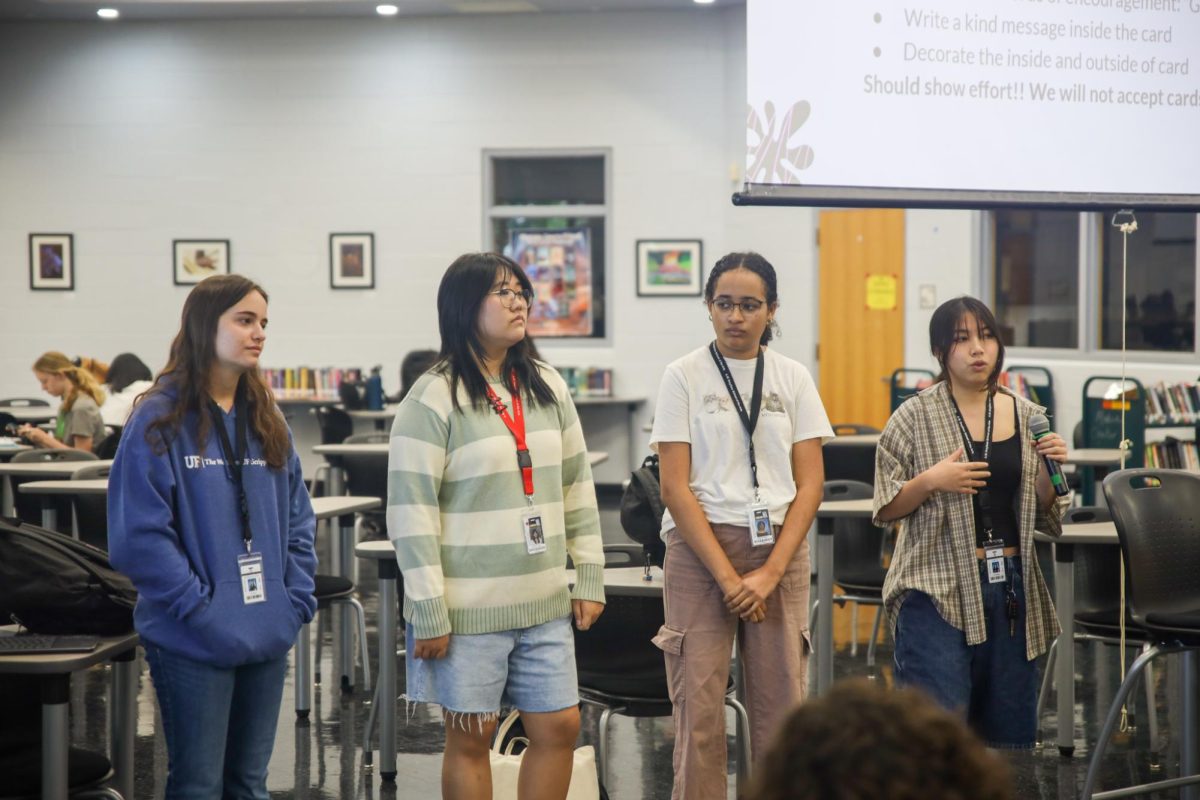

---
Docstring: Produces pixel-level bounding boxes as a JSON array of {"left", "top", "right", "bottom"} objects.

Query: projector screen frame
[{"left": 732, "top": 183, "right": 1200, "bottom": 213}]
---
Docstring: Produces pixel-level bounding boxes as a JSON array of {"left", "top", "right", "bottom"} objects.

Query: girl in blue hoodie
[{"left": 108, "top": 275, "right": 317, "bottom": 800}]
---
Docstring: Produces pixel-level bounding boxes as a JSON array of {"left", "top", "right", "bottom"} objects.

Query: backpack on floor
[
  {"left": 619, "top": 454, "right": 666, "bottom": 568},
  {"left": 0, "top": 516, "right": 136, "bottom": 635}
]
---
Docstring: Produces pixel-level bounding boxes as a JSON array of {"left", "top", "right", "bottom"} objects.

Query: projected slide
[{"left": 747, "top": 0, "right": 1200, "bottom": 199}]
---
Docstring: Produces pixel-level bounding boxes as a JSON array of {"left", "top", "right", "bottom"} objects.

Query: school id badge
[
  {"left": 983, "top": 539, "right": 1006, "bottom": 585},
  {"left": 238, "top": 552, "right": 267, "bottom": 604},
  {"left": 747, "top": 503, "right": 775, "bottom": 547},
  {"left": 521, "top": 507, "right": 547, "bottom": 555}
]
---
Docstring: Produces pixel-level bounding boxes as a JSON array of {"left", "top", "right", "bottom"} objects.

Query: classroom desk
[
  {"left": 0, "top": 460, "right": 112, "bottom": 520},
  {"left": 824, "top": 433, "right": 881, "bottom": 447},
  {"left": 0, "top": 441, "right": 34, "bottom": 461},
  {"left": 1068, "top": 448, "right": 1125, "bottom": 467},
  {"left": 316, "top": 442, "right": 610, "bottom": 465},
  {"left": 1036, "top": 521, "right": 1199, "bottom": 786},
  {"left": 0, "top": 631, "right": 139, "bottom": 800},
  {"left": 18, "top": 479, "right": 107, "bottom": 535},
  {"left": 354, "top": 539, "right": 399, "bottom": 782},
  {"left": 347, "top": 406, "right": 400, "bottom": 431},
  {"left": 812, "top": 498, "right": 875, "bottom": 696},
  {"left": 2, "top": 407, "right": 56, "bottom": 424}
]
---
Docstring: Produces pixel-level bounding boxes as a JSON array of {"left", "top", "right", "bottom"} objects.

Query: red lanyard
[{"left": 484, "top": 371, "right": 535, "bottom": 498}]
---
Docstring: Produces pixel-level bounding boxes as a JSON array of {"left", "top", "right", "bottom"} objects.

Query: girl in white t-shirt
[{"left": 650, "top": 252, "right": 833, "bottom": 800}]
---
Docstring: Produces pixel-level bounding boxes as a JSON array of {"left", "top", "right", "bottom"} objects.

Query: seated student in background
[
  {"left": 73, "top": 355, "right": 109, "bottom": 385},
  {"left": 745, "top": 679, "right": 1013, "bottom": 800},
  {"left": 17, "top": 351, "right": 107, "bottom": 454},
  {"left": 390, "top": 348, "right": 439, "bottom": 403},
  {"left": 101, "top": 353, "right": 155, "bottom": 426}
]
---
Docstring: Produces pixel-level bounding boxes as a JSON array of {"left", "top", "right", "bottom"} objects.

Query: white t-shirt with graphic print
[{"left": 650, "top": 344, "right": 834, "bottom": 535}]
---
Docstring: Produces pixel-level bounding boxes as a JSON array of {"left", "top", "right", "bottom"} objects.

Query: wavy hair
[
  {"left": 33, "top": 351, "right": 106, "bottom": 412},
  {"left": 435, "top": 252, "right": 555, "bottom": 411},
  {"left": 140, "top": 275, "right": 290, "bottom": 469}
]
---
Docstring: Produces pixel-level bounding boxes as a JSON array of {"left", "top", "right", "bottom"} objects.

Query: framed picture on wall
[
  {"left": 29, "top": 233, "right": 74, "bottom": 291},
  {"left": 173, "top": 240, "right": 230, "bottom": 285},
  {"left": 329, "top": 233, "right": 375, "bottom": 289},
  {"left": 509, "top": 227, "right": 593, "bottom": 337},
  {"left": 636, "top": 239, "right": 703, "bottom": 297}
]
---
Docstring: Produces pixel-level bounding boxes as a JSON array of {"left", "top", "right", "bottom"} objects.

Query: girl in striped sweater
[{"left": 387, "top": 252, "right": 606, "bottom": 800}]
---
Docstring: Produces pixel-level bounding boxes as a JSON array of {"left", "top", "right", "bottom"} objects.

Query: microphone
[{"left": 1029, "top": 413, "right": 1070, "bottom": 497}]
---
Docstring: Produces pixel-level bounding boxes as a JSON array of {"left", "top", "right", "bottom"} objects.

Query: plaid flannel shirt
[{"left": 872, "top": 381, "right": 1068, "bottom": 660}]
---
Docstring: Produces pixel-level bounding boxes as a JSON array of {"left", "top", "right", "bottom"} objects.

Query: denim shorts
[
  {"left": 405, "top": 615, "right": 579, "bottom": 717},
  {"left": 893, "top": 556, "right": 1039, "bottom": 749}
]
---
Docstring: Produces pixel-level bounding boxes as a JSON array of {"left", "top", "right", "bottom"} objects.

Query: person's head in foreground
[{"left": 744, "top": 679, "right": 1013, "bottom": 800}]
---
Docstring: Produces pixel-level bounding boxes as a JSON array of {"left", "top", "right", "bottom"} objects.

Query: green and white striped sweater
[{"left": 387, "top": 364, "right": 605, "bottom": 639}]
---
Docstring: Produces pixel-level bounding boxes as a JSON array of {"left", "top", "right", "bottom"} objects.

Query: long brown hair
[
  {"left": 33, "top": 351, "right": 106, "bottom": 412},
  {"left": 141, "top": 275, "right": 290, "bottom": 469}
]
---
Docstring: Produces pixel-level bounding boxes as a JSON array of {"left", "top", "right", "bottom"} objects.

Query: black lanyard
[
  {"left": 948, "top": 391, "right": 995, "bottom": 539},
  {"left": 208, "top": 384, "right": 253, "bottom": 551},
  {"left": 708, "top": 341, "right": 765, "bottom": 496}
]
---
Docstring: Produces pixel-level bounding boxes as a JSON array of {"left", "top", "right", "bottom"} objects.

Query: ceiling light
[
  {"left": 693, "top": 0, "right": 716, "bottom": 4},
  {"left": 376, "top": 3, "right": 399, "bottom": 14},
  {"left": 97, "top": 7, "right": 119, "bottom": 18}
]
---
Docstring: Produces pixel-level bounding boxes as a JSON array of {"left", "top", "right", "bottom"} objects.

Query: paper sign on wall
[{"left": 866, "top": 274, "right": 897, "bottom": 311}]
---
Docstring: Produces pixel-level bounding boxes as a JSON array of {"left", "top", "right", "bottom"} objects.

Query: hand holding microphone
[{"left": 1029, "top": 414, "right": 1070, "bottom": 497}]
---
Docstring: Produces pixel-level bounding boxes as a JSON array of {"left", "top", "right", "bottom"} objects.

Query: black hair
[
  {"left": 399, "top": 349, "right": 439, "bottom": 401},
  {"left": 928, "top": 296, "right": 1006, "bottom": 391},
  {"left": 435, "top": 252, "right": 556, "bottom": 411},
  {"left": 704, "top": 251, "right": 780, "bottom": 345},
  {"left": 106, "top": 353, "right": 153, "bottom": 393}
]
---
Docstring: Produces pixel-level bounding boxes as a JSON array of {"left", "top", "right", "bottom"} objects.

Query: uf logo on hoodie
[{"left": 184, "top": 455, "right": 205, "bottom": 469}]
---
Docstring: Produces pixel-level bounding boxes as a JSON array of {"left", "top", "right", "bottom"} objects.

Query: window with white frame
[
  {"left": 484, "top": 151, "right": 609, "bottom": 339},
  {"left": 990, "top": 211, "right": 1199, "bottom": 355}
]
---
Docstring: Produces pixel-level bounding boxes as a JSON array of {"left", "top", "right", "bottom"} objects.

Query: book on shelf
[
  {"left": 998, "top": 371, "right": 1042, "bottom": 407},
  {"left": 1145, "top": 437, "right": 1200, "bottom": 471},
  {"left": 1145, "top": 380, "right": 1200, "bottom": 426},
  {"left": 260, "top": 366, "right": 360, "bottom": 400}
]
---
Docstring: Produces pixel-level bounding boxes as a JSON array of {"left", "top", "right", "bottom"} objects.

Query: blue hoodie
[{"left": 108, "top": 383, "right": 317, "bottom": 668}]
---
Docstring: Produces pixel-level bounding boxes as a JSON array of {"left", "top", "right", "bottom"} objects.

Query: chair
[
  {"left": 573, "top": 546, "right": 751, "bottom": 792},
  {"left": 71, "top": 463, "right": 111, "bottom": 550},
  {"left": 823, "top": 429, "right": 878, "bottom": 489},
  {"left": 295, "top": 573, "right": 371, "bottom": 712},
  {"left": 0, "top": 399, "right": 50, "bottom": 408},
  {"left": 310, "top": 406, "right": 354, "bottom": 496},
  {"left": 10, "top": 449, "right": 97, "bottom": 464},
  {"left": 1035, "top": 506, "right": 1161, "bottom": 761},
  {"left": 831, "top": 424, "right": 880, "bottom": 436},
  {"left": 93, "top": 428, "right": 121, "bottom": 461},
  {"left": 1081, "top": 469, "right": 1200, "bottom": 799},
  {"left": 809, "top": 481, "right": 888, "bottom": 667},
  {"left": 0, "top": 675, "right": 123, "bottom": 800}
]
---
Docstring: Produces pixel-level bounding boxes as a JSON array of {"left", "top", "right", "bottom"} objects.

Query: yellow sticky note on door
[{"left": 866, "top": 274, "right": 897, "bottom": 311}]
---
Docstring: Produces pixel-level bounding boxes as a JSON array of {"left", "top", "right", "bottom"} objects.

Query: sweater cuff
[
  {"left": 410, "top": 596, "right": 452, "bottom": 639},
  {"left": 570, "top": 563, "right": 606, "bottom": 605}
]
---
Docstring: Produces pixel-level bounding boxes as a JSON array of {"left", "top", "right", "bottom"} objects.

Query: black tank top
[{"left": 971, "top": 431, "right": 1022, "bottom": 549}]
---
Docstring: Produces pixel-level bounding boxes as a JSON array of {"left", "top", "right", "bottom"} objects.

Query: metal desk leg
[
  {"left": 816, "top": 519, "right": 834, "bottom": 696},
  {"left": 339, "top": 513, "right": 356, "bottom": 690},
  {"left": 40, "top": 495, "right": 57, "bottom": 532},
  {"left": 1054, "top": 541, "right": 1075, "bottom": 757},
  {"left": 378, "top": 559, "right": 398, "bottom": 782},
  {"left": 41, "top": 674, "right": 69, "bottom": 800},
  {"left": 325, "top": 467, "right": 348, "bottom": 690},
  {"left": 296, "top": 621, "right": 312, "bottom": 717},
  {"left": 1183, "top": 650, "right": 1198, "bottom": 800},
  {"left": 1, "top": 475, "right": 13, "bottom": 517},
  {"left": 110, "top": 650, "right": 137, "bottom": 800}
]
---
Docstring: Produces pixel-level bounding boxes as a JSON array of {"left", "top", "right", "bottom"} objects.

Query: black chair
[
  {"left": 0, "top": 399, "right": 50, "bottom": 408},
  {"left": 809, "top": 481, "right": 888, "bottom": 668},
  {"left": 573, "top": 547, "right": 750, "bottom": 791},
  {"left": 0, "top": 676, "right": 122, "bottom": 800},
  {"left": 822, "top": 429, "right": 878, "bottom": 491},
  {"left": 70, "top": 463, "right": 111, "bottom": 550},
  {"left": 1034, "top": 507, "right": 1161, "bottom": 759},
  {"left": 1081, "top": 469, "right": 1200, "bottom": 799},
  {"left": 310, "top": 406, "right": 354, "bottom": 496}
]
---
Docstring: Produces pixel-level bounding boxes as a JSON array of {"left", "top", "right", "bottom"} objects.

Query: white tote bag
[{"left": 489, "top": 709, "right": 601, "bottom": 800}]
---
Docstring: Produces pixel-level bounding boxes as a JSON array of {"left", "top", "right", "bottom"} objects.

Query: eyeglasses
[
  {"left": 711, "top": 298, "right": 766, "bottom": 316},
  {"left": 490, "top": 287, "right": 534, "bottom": 309}
]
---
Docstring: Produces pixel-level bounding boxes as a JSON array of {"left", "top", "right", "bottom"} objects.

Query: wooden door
[{"left": 817, "top": 210, "right": 906, "bottom": 430}]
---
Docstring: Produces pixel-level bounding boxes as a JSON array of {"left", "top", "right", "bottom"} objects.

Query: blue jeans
[
  {"left": 893, "top": 556, "right": 1038, "bottom": 748},
  {"left": 144, "top": 642, "right": 289, "bottom": 799}
]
